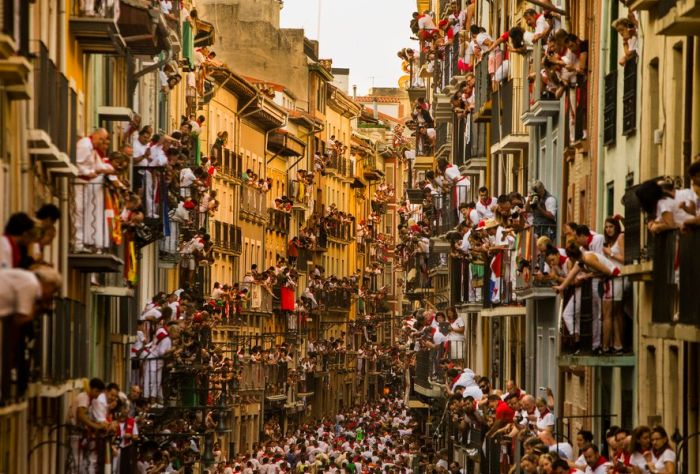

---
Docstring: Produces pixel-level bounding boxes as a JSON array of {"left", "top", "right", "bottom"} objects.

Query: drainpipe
[
  {"left": 682, "top": 37, "right": 694, "bottom": 187},
  {"left": 596, "top": 1, "right": 610, "bottom": 228}
]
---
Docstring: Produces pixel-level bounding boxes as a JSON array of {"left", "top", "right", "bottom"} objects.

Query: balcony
[
  {"left": 521, "top": 48, "right": 561, "bottom": 126},
  {"left": 240, "top": 185, "right": 265, "bottom": 222},
  {"left": 405, "top": 254, "right": 433, "bottom": 299},
  {"left": 69, "top": 0, "right": 125, "bottom": 54},
  {"left": 414, "top": 341, "right": 470, "bottom": 397},
  {"left": 434, "top": 33, "right": 460, "bottom": 92},
  {"left": 317, "top": 288, "right": 353, "bottom": 312},
  {"left": 132, "top": 166, "right": 169, "bottom": 247},
  {"left": 651, "top": 230, "right": 678, "bottom": 324},
  {"left": 472, "top": 59, "right": 492, "bottom": 123},
  {"left": 557, "top": 279, "right": 636, "bottom": 366},
  {"left": 239, "top": 282, "right": 273, "bottom": 314},
  {"left": 69, "top": 181, "right": 124, "bottom": 272},
  {"left": 212, "top": 221, "right": 242, "bottom": 254},
  {"left": 28, "top": 44, "right": 77, "bottom": 176},
  {"left": 267, "top": 208, "right": 291, "bottom": 234},
  {"left": 628, "top": 0, "right": 659, "bottom": 9},
  {"left": 219, "top": 148, "right": 243, "bottom": 180},
  {"left": 0, "top": 35, "right": 31, "bottom": 101},
  {"left": 490, "top": 79, "right": 529, "bottom": 153},
  {"left": 118, "top": 0, "right": 172, "bottom": 56},
  {"left": 326, "top": 217, "right": 354, "bottom": 242},
  {"left": 0, "top": 298, "right": 88, "bottom": 406},
  {"left": 655, "top": 0, "right": 700, "bottom": 35},
  {"left": 481, "top": 248, "right": 526, "bottom": 317},
  {"left": 267, "top": 130, "right": 305, "bottom": 157},
  {"left": 423, "top": 192, "right": 460, "bottom": 237},
  {"left": 450, "top": 256, "right": 484, "bottom": 307},
  {"left": 679, "top": 228, "right": 700, "bottom": 327}
]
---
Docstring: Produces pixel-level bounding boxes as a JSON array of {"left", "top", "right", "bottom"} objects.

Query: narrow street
[{"left": 1, "top": 0, "right": 699, "bottom": 473}]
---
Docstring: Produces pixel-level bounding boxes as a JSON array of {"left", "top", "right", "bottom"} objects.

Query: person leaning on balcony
[
  {"left": 612, "top": 17, "right": 638, "bottom": 67},
  {"left": 527, "top": 181, "right": 557, "bottom": 240},
  {"left": 679, "top": 159, "right": 700, "bottom": 231},
  {"left": 555, "top": 244, "right": 621, "bottom": 354},
  {"left": 74, "top": 128, "right": 113, "bottom": 252},
  {"left": 476, "top": 187, "right": 497, "bottom": 220},
  {"left": 524, "top": 8, "right": 551, "bottom": 44},
  {"left": 647, "top": 179, "right": 692, "bottom": 234},
  {"left": 1, "top": 212, "right": 38, "bottom": 269},
  {"left": 29, "top": 204, "right": 60, "bottom": 263}
]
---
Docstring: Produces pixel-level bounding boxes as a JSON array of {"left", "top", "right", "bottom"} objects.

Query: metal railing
[
  {"left": 240, "top": 185, "right": 265, "bottom": 216},
  {"left": 34, "top": 43, "right": 75, "bottom": 161},
  {"left": 405, "top": 254, "right": 431, "bottom": 293},
  {"left": 317, "top": 288, "right": 353, "bottom": 310},
  {"left": 72, "top": 0, "right": 119, "bottom": 18},
  {"left": 238, "top": 282, "right": 274, "bottom": 313},
  {"left": 325, "top": 217, "right": 354, "bottom": 241},
  {"left": 71, "top": 181, "right": 122, "bottom": 254},
  {"left": 651, "top": 230, "right": 677, "bottom": 324},
  {"left": 450, "top": 256, "right": 485, "bottom": 305},
  {"left": 268, "top": 208, "right": 291, "bottom": 234},
  {"left": 474, "top": 58, "right": 491, "bottom": 114},
  {"left": 622, "top": 56, "right": 638, "bottom": 136},
  {"left": 482, "top": 248, "right": 518, "bottom": 308},
  {"left": 679, "top": 227, "right": 700, "bottom": 326}
]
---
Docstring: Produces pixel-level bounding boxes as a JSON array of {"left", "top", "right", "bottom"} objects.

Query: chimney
[
  {"left": 353, "top": 85, "right": 357, "bottom": 100},
  {"left": 373, "top": 100, "right": 378, "bottom": 120}
]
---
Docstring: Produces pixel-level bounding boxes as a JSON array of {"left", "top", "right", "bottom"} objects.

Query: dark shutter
[
  {"left": 622, "top": 57, "right": 637, "bottom": 136},
  {"left": 603, "top": 72, "right": 617, "bottom": 145}
]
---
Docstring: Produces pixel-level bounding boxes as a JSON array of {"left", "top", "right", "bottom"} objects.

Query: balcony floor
[{"left": 558, "top": 353, "right": 636, "bottom": 367}]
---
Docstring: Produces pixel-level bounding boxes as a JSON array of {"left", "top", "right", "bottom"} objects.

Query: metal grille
[
  {"left": 651, "top": 230, "right": 677, "bottom": 324},
  {"left": 678, "top": 230, "right": 700, "bottom": 326},
  {"left": 623, "top": 186, "right": 641, "bottom": 264},
  {"left": 603, "top": 71, "right": 617, "bottom": 145},
  {"left": 622, "top": 57, "right": 637, "bottom": 136}
]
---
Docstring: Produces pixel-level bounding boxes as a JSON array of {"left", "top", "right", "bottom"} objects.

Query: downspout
[
  {"left": 266, "top": 114, "right": 289, "bottom": 165},
  {"left": 682, "top": 37, "right": 694, "bottom": 187},
  {"left": 596, "top": 1, "right": 610, "bottom": 228}
]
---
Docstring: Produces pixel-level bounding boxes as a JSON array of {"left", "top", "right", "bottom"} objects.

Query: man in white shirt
[
  {"left": 143, "top": 325, "right": 172, "bottom": 400},
  {"left": 476, "top": 187, "right": 497, "bottom": 219},
  {"left": 581, "top": 444, "right": 610, "bottom": 474}
]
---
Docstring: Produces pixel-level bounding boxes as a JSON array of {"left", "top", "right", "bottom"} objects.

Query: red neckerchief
[
  {"left": 4, "top": 235, "right": 20, "bottom": 267},
  {"left": 592, "top": 455, "right": 608, "bottom": 469},
  {"left": 480, "top": 197, "right": 492, "bottom": 207},
  {"left": 558, "top": 255, "right": 568, "bottom": 266},
  {"left": 539, "top": 408, "right": 550, "bottom": 417},
  {"left": 586, "top": 234, "right": 593, "bottom": 249},
  {"left": 451, "top": 374, "right": 461, "bottom": 386}
]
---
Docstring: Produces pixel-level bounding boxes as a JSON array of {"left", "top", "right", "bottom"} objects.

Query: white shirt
[
  {"left": 418, "top": 14, "right": 436, "bottom": 31},
  {"left": 536, "top": 411, "right": 555, "bottom": 431},
  {"left": 160, "top": 1, "right": 172, "bottom": 14},
  {"left": 446, "top": 316, "right": 465, "bottom": 342},
  {"left": 548, "top": 441, "right": 573, "bottom": 460},
  {"left": 0, "top": 269, "right": 41, "bottom": 318},
  {"left": 650, "top": 448, "right": 675, "bottom": 471},
  {"left": 535, "top": 14, "right": 549, "bottom": 37},
  {"left": 584, "top": 462, "right": 612, "bottom": 474},
  {"left": 132, "top": 139, "right": 149, "bottom": 167},
  {"left": 149, "top": 144, "right": 168, "bottom": 167},
  {"left": 476, "top": 198, "right": 497, "bottom": 219},
  {"left": 90, "top": 392, "right": 109, "bottom": 423},
  {"left": 180, "top": 167, "right": 196, "bottom": 187}
]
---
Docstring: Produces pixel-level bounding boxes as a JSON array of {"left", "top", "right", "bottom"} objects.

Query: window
[
  {"left": 606, "top": 181, "right": 614, "bottom": 217},
  {"left": 603, "top": 72, "right": 617, "bottom": 146},
  {"left": 647, "top": 58, "right": 660, "bottom": 177},
  {"left": 622, "top": 56, "right": 637, "bottom": 136}
]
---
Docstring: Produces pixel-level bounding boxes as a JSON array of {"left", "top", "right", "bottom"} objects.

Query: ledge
[
  {"left": 621, "top": 261, "right": 653, "bottom": 281},
  {"left": 558, "top": 354, "right": 636, "bottom": 367},
  {"left": 481, "top": 305, "right": 527, "bottom": 317},
  {"left": 515, "top": 286, "right": 556, "bottom": 300},
  {"left": 414, "top": 382, "right": 443, "bottom": 398},
  {"left": 642, "top": 322, "right": 700, "bottom": 342},
  {"left": 69, "top": 253, "right": 124, "bottom": 273}
]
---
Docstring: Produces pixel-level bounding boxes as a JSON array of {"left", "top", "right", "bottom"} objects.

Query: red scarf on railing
[{"left": 117, "top": 417, "right": 136, "bottom": 446}]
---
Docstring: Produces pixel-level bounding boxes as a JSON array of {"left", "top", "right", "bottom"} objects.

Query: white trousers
[
  {"left": 74, "top": 181, "right": 108, "bottom": 250},
  {"left": 144, "top": 359, "right": 163, "bottom": 399}
]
